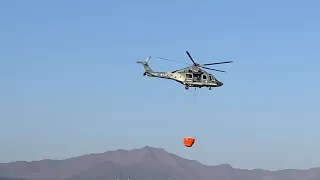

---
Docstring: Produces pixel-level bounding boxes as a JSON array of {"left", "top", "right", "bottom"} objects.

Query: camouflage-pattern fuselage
[{"left": 137, "top": 57, "right": 223, "bottom": 90}]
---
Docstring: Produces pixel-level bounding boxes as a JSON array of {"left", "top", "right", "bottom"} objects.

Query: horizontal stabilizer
[
  {"left": 137, "top": 56, "right": 151, "bottom": 64},
  {"left": 137, "top": 56, "right": 153, "bottom": 72}
]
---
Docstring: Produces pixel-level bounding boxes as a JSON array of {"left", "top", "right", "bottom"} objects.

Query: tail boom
[{"left": 137, "top": 56, "right": 171, "bottom": 79}]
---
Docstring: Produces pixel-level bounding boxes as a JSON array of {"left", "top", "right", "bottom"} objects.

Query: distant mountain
[
  {"left": 0, "top": 178, "right": 27, "bottom": 180},
  {"left": 1, "top": 146, "right": 320, "bottom": 180}
]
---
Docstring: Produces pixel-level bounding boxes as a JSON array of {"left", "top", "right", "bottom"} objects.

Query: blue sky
[{"left": 0, "top": 0, "right": 319, "bottom": 170}]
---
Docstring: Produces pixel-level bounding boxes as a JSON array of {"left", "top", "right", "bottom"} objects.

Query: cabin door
[{"left": 201, "top": 74, "right": 208, "bottom": 83}]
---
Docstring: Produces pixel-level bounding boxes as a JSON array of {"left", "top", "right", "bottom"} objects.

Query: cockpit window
[{"left": 210, "top": 75, "right": 215, "bottom": 82}]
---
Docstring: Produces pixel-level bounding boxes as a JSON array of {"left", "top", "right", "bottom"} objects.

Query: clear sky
[{"left": 1, "top": 0, "right": 319, "bottom": 171}]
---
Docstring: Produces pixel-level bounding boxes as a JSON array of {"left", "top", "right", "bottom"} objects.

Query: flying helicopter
[{"left": 137, "top": 51, "right": 232, "bottom": 90}]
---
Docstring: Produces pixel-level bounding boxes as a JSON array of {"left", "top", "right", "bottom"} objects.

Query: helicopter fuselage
[{"left": 138, "top": 58, "right": 223, "bottom": 90}]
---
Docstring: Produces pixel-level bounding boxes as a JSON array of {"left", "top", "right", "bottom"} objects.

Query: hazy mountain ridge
[
  {"left": 1, "top": 146, "right": 320, "bottom": 180},
  {"left": 0, "top": 178, "right": 27, "bottom": 180}
]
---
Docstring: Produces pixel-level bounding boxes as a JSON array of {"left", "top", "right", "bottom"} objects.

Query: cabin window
[
  {"left": 186, "top": 73, "right": 192, "bottom": 79},
  {"left": 202, "top": 75, "right": 207, "bottom": 80}
]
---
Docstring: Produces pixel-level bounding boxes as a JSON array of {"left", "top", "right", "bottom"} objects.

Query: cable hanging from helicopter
[
  {"left": 137, "top": 51, "right": 232, "bottom": 90},
  {"left": 182, "top": 86, "right": 197, "bottom": 148}
]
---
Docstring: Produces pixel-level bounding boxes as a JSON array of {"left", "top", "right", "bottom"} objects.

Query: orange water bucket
[{"left": 183, "top": 137, "right": 195, "bottom": 147}]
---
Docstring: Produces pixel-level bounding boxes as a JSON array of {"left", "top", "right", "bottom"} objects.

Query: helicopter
[{"left": 137, "top": 51, "right": 232, "bottom": 90}]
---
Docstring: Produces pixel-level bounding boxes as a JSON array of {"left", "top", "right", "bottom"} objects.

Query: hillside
[
  {"left": 1, "top": 146, "right": 320, "bottom": 180},
  {"left": 0, "top": 178, "right": 27, "bottom": 180}
]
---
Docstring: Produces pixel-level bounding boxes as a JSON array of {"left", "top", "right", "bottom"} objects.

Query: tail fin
[{"left": 137, "top": 56, "right": 153, "bottom": 72}]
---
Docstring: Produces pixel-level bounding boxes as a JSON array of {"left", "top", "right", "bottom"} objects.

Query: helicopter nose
[{"left": 217, "top": 81, "right": 223, "bottom": 86}]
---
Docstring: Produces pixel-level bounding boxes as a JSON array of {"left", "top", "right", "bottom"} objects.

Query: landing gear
[
  {"left": 143, "top": 72, "right": 146, "bottom": 76},
  {"left": 209, "top": 87, "right": 212, "bottom": 90},
  {"left": 185, "top": 85, "right": 189, "bottom": 90}
]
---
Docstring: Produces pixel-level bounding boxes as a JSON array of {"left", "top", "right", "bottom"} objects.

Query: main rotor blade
[
  {"left": 201, "top": 66, "right": 226, "bottom": 73},
  {"left": 155, "top": 57, "right": 190, "bottom": 65},
  {"left": 186, "top": 51, "right": 197, "bottom": 65},
  {"left": 202, "top": 61, "right": 233, "bottom": 66}
]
